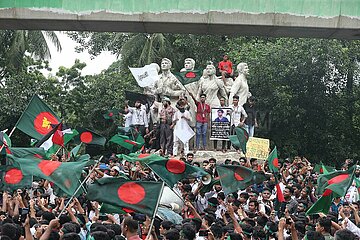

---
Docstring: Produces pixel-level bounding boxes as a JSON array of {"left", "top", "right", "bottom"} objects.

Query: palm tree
[
  {"left": 1, "top": 30, "right": 62, "bottom": 76},
  {"left": 117, "top": 33, "right": 171, "bottom": 67}
]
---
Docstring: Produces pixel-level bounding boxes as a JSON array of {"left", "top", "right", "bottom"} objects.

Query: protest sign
[
  {"left": 246, "top": 137, "right": 270, "bottom": 159},
  {"left": 210, "top": 107, "right": 232, "bottom": 140}
]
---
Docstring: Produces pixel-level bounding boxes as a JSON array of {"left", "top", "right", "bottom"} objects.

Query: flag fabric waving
[
  {"left": 146, "top": 159, "right": 209, "bottom": 188},
  {"left": 0, "top": 166, "right": 32, "bottom": 191},
  {"left": 124, "top": 91, "right": 155, "bottom": 110},
  {"left": 103, "top": 109, "right": 120, "bottom": 120},
  {"left": 314, "top": 163, "right": 335, "bottom": 174},
  {"left": 7, "top": 154, "right": 93, "bottom": 196},
  {"left": 129, "top": 65, "right": 160, "bottom": 88},
  {"left": 8, "top": 147, "right": 48, "bottom": 159},
  {"left": 15, "top": 95, "right": 60, "bottom": 140},
  {"left": 109, "top": 134, "right": 143, "bottom": 152},
  {"left": 75, "top": 127, "right": 106, "bottom": 146},
  {"left": 267, "top": 146, "right": 279, "bottom": 173},
  {"left": 87, "top": 178, "right": 163, "bottom": 216},
  {"left": 307, "top": 166, "right": 355, "bottom": 215},
  {"left": 119, "top": 153, "right": 166, "bottom": 164},
  {"left": 228, "top": 127, "right": 249, "bottom": 154},
  {"left": 174, "top": 70, "right": 202, "bottom": 85},
  {"left": 216, "top": 164, "right": 266, "bottom": 194}
]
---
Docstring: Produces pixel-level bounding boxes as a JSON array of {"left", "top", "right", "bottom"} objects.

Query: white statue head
[
  {"left": 184, "top": 58, "right": 195, "bottom": 71},
  {"left": 205, "top": 63, "right": 216, "bottom": 76},
  {"left": 149, "top": 63, "right": 160, "bottom": 73},
  {"left": 237, "top": 63, "right": 249, "bottom": 75},
  {"left": 161, "top": 58, "right": 172, "bottom": 71}
]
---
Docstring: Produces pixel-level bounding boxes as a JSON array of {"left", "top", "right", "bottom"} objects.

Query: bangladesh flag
[
  {"left": 316, "top": 166, "right": 355, "bottom": 196},
  {"left": 8, "top": 147, "right": 48, "bottom": 159},
  {"left": 216, "top": 164, "right": 266, "bottom": 194},
  {"left": 75, "top": 127, "right": 106, "bottom": 146},
  {"left": 0, "top": 166, "right": 32, "bottom": 191},
  {"left": 267, "top": 146, "right": 279, "bottom": 173},
  {"left": 0, "top": 131, "right": 12, "bottom": 155},
  {"left": 110, "top": 134, "right": 144, "bottom": 152},
  {"left": 306, "top": 192, "right": 337, "bottom": 215},
  {"left": 7, "top": 154, "right": 93, "bottom": 196},
  {"left": 15, "top": 95, "right": 60, "bottom": 140},
  {"left": 228, "top": 127, "right": 249, "bottom": 154},
  {"left": 174, "top": 70, "right": 202, "bottom": 85},
  {"left": 314, "top": 163, "right": 335, "bottom": 174},
  {"left": 146, "top": 159, "right": 209, "bottom": 188},
  {"left": 100, "top": 203, "right": 127, "bottom": 215},
  {"left": 119, "top": 153, "right": 166, "bottom": 164},
  {"left": 103, "top": 109, "right": 120, "bottom": 120},
  {"left": 87, "top": 178, "right": 163, "bottom": 216}
]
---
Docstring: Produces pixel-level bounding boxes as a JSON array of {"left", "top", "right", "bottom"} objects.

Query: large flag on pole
[
  {"left": 15, "top": 95, "right": 60, "bottom": 140},
  {"left": 129, "top": 65, "right": 159, "bottom": 87},
  {"left": 87, "top": 178, "right": 163, "bottom": 216}
]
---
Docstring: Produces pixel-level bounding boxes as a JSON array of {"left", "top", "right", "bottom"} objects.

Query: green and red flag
[
  {"left": 7, "top": 154, "right": 93, "bottom": 196},
  {"left": 314, "top": 163, "right": 335, "bottom": 174},
  {"left": 216, "top": 164, "right": 266, "bottom": 194},
  {"left": 87, "top": 178, "right": 163, "bottom": 216},
  {"left": 100, "top": 203, "right": 127, "bottom": 215},
  {"left": 15, "top": 95, "right": 60, "bottom": 140},
  {"left": 174, "top": 70, "right": 202, "bottom": 85},
  {"left": 103, "top": 109, "right": 120, "bottom": 120},
  {"left": 0, "top": 131, "right": 12, "bottom": 155},
  {"left": 146, "top": 159, "right": 209, "bottom": 188},
  {"left": 228, "top": 127, "right": 249, "bottom": 155},
  {"left": 75, "top": 127, "right": 106, "bottom": 146},
  {"left": 316, "top": 166, "right": 355, "bottom": 196},
  {"left": 307, "top": 166, "right": 355, "bottom": 215},
  {"left": 267, "top": 146, "right": 279, "bottom": 173},
  {"left": 119, "top": 153, "right": 166, "bottom": 164},
  {"left": 0, "top": 166, "right": 32, "bottom": 191},
  {"left": 109, "top": 134, "right": 143, "bottom": 152},
  {"left": 8, "top": 147, "right": 48, "bottom": 159}
]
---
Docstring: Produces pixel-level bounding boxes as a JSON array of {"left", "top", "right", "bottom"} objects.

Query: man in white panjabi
[
  {"left": 229, "top": 63, "right": 250, "bottom": 106},
  {"left": 172, "top": 100, "right": 193, "bottom": 156},
  {"left": 196, "top": 63, "right": 228, "bottom": 108}
]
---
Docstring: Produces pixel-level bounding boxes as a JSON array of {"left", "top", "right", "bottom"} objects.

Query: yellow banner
[{"left": 246, "top": 137, "right": 270, "bottom": 159}]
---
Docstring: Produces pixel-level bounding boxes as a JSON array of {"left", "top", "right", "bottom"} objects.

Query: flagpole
[
  {"left": 58, "top": 156, "right": 103, "bottom": 217},
  {"left": 146, "top": 181, "right": 165, "bottom": 240}
]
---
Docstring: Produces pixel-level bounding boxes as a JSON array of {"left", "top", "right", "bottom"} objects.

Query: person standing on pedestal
[
  {"left": 243, "top": 96, "right": 258, "bottom": 137},
  {"left": 229, "top": 95, "right": 248, "bottom": 152},
  {"left": 189, "top": 92, "right": 211, "bottom": 151},
  {"left": 159, "top": 97, "right": 176, "bottom": 156},
  {"left": 172, "top": 100, "right": 192, "bottom": 157}
]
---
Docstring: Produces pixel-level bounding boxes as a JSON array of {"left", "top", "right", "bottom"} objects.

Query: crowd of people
[{"left": 1, "top": 151, "right": 360, "bottom": 240}]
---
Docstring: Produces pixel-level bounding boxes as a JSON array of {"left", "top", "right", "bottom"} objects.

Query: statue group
[{"left": 145, "top": 58, "right": 250, "bottom": 108}]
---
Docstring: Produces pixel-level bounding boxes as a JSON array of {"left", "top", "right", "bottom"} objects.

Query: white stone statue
[
  {"left": 143, "top": 62, "right": 160, "bottom": 95},
  {"left": 196, "top": 63, "right": 228, "bottom": 108},
  {"left": 154, "top": 58, "right": 185, "bottom": 106},
  {"left": 229, "top": 63, "right": 250, "bottom": 106}
]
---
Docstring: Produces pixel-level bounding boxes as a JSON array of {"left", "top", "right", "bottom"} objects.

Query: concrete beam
[{"left": 0, "top": 8, "right": 359, "bottom": 39}]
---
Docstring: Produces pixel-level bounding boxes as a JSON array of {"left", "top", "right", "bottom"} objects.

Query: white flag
[{"left": 129, "top": 65, "right": 159, "bottom": 87}]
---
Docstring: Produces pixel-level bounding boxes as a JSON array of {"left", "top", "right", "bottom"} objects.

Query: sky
[{"left": 43, "top": 31, "right": 117, "bottom": 76}]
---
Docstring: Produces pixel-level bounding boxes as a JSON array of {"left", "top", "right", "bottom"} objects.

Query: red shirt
[
  {"left": 218, "top": 60, "right": 233, "bottom": 74},
  {"left": 195, "top": 101, "right": 210, "bottom": 123}
]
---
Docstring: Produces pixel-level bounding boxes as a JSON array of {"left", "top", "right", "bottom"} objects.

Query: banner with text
[{"left": 210, "top": 107, "right": 232, "bottom": 140}]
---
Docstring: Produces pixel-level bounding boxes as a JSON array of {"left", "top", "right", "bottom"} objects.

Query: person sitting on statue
[{"left": 218, "top": 54, "right": 234, "bottom": 82}]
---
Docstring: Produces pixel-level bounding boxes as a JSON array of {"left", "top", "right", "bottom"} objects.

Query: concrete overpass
[{"left": 0, "top": 0, "right": 359, "bottom": 39}]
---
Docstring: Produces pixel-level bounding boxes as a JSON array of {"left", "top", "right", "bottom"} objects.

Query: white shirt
[
  {"left": 229, "top": 104, "right": 247, "bottom": 126},
  {"left": 128, "top": 107, "right": 149, "bottom": 127}
]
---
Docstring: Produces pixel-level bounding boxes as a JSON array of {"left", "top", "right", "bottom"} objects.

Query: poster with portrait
[{"left": 210, "top": 107, "right": 232, "bottom": 140}]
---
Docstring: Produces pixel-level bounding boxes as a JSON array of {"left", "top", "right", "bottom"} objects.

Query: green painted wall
[{"left": 0, "top": 0, "right": 359, "bottom": 18}]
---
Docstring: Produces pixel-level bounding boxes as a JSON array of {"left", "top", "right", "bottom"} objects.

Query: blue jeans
[
  {"left": 196, "top": 122, "right": 207, "bottom": 148},
  {"left": 244, "top": 124, "right": 254, "bottom": 137}
]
